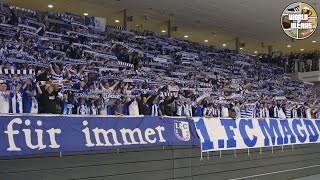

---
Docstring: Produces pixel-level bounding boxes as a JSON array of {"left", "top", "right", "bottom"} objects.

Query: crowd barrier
[
  {"left": 194, "top": 117, "right": 320, "bottom": 152},
  {"left": 0, "top": 115, "right": 320, "bottom": 157},
  {"left": 0, "top": 115, "right": 199, "bottom": 156}
]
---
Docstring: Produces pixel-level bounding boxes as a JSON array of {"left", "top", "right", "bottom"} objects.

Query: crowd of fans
[
  {"left": 258, "top": 51, "right": 320, "bottom": 73},
  {"left": 0, "top": 3, "right": 319, "bottom": 119}
]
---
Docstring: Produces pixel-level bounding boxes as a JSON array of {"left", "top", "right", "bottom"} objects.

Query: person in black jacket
[
  {"left": 229, "top": 103, "right": 236, "bottom": 119},
  {"left": 160, "top": 96, "right": 176, "bottom": 116},
  {"left": 138, "top": 95, "right": 151, "bottom": 115},
  {"left": 38, "top": 85, "right": 61, "bottom": 114}
]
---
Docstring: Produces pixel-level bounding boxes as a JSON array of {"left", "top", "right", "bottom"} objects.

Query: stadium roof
[{"left": 4, "top": 0, "right": 319, "bottom": 54}]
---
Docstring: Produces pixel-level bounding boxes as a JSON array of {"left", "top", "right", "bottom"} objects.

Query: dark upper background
[{"left": 3, "top": 0, "right": 320, "bottom": 54}]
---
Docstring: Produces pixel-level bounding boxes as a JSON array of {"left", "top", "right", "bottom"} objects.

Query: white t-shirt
[
  {"left": 306, "top": 108, "right": 312, "bottom": 119},
  {"left": 0, "top": 91, "right": 10, "bottom": 113},
  {"left": 278, "top": 108, "right": 286, "bottom": 119},
  {"left": 176, "top": 104, "right": 183, "bottom": 116},
  {"left": 221, "top": 106, "right": 229, "bottom": 117},
  {"left": 31, "top": 97, "right": 38, "bottom": 114},
  {"left": 129, "top": 100, "right": 139, "bottom": 116},
  {"left": 177, "top": 104, "right": 192, "bottom": 117},
  {"left": 98, "top": 99, "right": 108, "bottom": 115}
]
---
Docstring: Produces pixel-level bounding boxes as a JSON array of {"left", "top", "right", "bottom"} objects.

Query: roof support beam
[
  {"left": 235, "top": 37, "right": 239, "bottom": 51},
  {"left": 167, "top": 20, "right": 171, "bottom": 37},
  {"left": 123, "top": 9, "right": 127, "bottom": 30}
]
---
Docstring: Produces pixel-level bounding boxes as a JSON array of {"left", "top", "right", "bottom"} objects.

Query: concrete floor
[{"left": 293, "top": 174, "right": 320, "bottom": 180}]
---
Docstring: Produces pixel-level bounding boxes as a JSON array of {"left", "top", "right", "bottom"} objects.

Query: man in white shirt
[
  {"left": 128, "top": 97, "right": 139, "bottom": 116},
  {"left": 0, "top": 83, "right": 10, "bottom": 113},
  {"left": 221, "top": 104, "right": 229, "bottom": 118},
  {"left": 305, "top": 104, "right": 312, "bottom": 119}
]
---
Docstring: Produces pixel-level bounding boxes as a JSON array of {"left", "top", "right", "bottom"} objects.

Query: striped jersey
[
  {"left": 10, "top": 88, "right": 24, "bottom": 113},
  {"left": 285, "top": 109, "right": 292, "bottom": 118},
  {"left": 51, "top": 71, "right": 64, "bottom": 81},
  {"left": 246, "top": 108, "right": 254, "bottom": 118},
  {"left": 77, "top": 103, "right": 88, "bottom": 115},
  {"left": 151, "top": 104, "right": 160, "bottom": 116}
]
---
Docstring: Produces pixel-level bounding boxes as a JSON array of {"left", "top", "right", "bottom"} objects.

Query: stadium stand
[
  {"left": 2, "top": 2, "right": 320, "bottom": 180},
  {"left": 0, "top": 3, "right": 318, "bottom": 119}
]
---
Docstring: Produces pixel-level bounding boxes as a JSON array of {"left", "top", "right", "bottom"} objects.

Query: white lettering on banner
[
  {"left": 155, "top": 126, "right": 167, "bottom": 143},
  {"left": 22, "top": 120, "right": 47, "bottom": 150},
  {"left": 193, "top": 118, "right": 320, "bottom": 152},
  {"left": 5, "top": 118, "right": 22, "bottom": 151},
  {"left": 145, "top": 128, "right": 157, "bottom": 143},
  {"left": 4, "top": 118, "right": 62, "bottom": 151},
  {"left": 82, "top": 121, "right": 166, "bottom": 147},
  {"left": 120, "top": 128, "right": 148, "bottom": 145},
  {"left": 46, "top": 128, "right": 61, "bottom": 148},
  {"left": 93, "top": 128, "right": 122, "bottom": 146},
  {"left": 82, "top": 120, "right": 95, "bottom": 147}
]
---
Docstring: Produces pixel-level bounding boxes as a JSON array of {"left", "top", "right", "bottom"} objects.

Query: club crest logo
[
  {"left": 174, "top": 120, "right": 190, "bottom": 141},
  {"left": 281, "top": 2, "right": 317, "bottom": 40}
]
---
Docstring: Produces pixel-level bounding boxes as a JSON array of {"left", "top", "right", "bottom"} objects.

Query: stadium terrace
[
  {"left": 0, "top": 3, "right": 318, "bottom": 122},
  {"left": 1, "top": 1, "right": 320, "bottom": 180}
]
